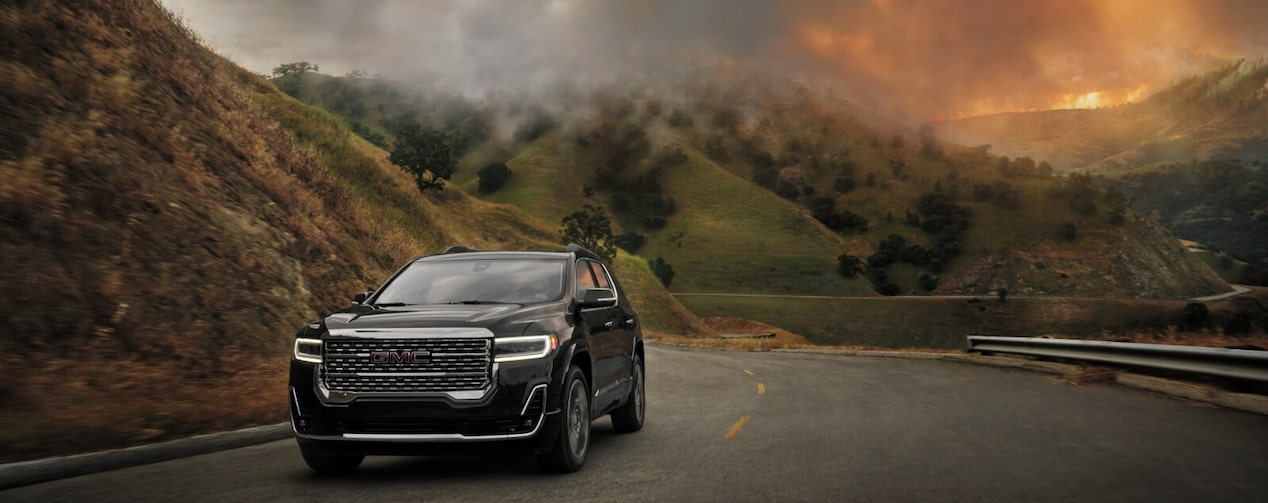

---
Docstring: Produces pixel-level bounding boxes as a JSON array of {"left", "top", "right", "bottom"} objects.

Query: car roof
[
  {"left": 413, "top": 250, "right": 572, "bottom": 263},
  {"left": 412, "top": 244, "right": 604, "bottom": 264}
]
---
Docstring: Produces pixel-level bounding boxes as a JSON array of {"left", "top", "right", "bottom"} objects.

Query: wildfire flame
[{"left": 1049, "top": 84, "right": 1150, "bottom": 111}]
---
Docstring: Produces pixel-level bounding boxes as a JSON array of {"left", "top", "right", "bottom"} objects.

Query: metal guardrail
[{"left": 966, "top": 335, "right": 1268, "bottom": 383}]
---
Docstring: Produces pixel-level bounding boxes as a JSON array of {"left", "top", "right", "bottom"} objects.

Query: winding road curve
[{"left": 6, "top": 345, "right": 1267, "bottom": 502}]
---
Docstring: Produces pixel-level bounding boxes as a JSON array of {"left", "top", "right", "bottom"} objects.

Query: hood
[{"left": 323, "top": 302, "right": 567, "bottom": 336}]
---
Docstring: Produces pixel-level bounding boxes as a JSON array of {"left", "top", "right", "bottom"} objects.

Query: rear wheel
[
  {"left": 610, "top": 355, "right": 644, "bottom": 433},
  {"left": 539, "top": 365, "right": 590, "bottom": 473},
  {"left": 300, "top": 449, "right": 364, "bottom": 475}
]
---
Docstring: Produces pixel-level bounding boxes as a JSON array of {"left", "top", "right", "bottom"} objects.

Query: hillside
[
  {"left": 937, "top": 60, "right": 1268, "bottom": 174},
  {"left": 1099, "top": 160, "right": 1268, "bottom": 285},
  {"left": 0, "top": 0, "right": 709, "bottom": 462},
  {"left": 278, "top": 71, "right": 1230, "bottom": 301}
]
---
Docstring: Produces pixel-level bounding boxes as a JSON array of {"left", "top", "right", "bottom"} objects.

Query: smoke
[{"left": 161, "top": 0, "right": 1268, "bottom": 118}]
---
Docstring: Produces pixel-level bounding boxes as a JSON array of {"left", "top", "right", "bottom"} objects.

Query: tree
[
  {"left": 997, "top": 287, "right": 1009, "bottom": 303},
  {"left": 390, "top": 125, "right": 455, "bottom": 193},
  {"left": 612, "top": 232, "right": 646, "bottom": 253},
  {"left": 1037, "top": 161, "right": 1054, "bottom": 177},
  {"left": 918, "top": 273, "right": 939, "bottom": 291},
  {"left": 919, "top": 124, "right": 941, "bottom": 159},
  {"left": 890, "top": 134, "right": 906, "bottom": 150},
  {"left": 477, "top": 162, "right": 512, "bottom": 193},
  {"left": 560, "top": 205, "right": 617, "bottom": 262},
  {"left": 667, "top": 109, "right": 694, "bottom": 128},
  {"left": 837, "top": 254, "right": 864, "bottom": 278},
  {"left": 650, "top": 257, "right": 675, "bottom": 287},
  {"left": 775, "top": 180, "right": 800, "bottom": 200},
  {"left": 272, "top": 61, "right": 318, "bottom": 77},
  {"left": 834, "top": 176, "right": 856, "bottom": 193}
]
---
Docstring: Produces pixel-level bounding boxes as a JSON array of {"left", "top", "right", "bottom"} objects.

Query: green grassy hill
[
  {"left": 276, "top": 70, "right": 1230, "bottom": 303},
  {"left": 1098, "top": 159, "right": 1268, "bottom": 284}
]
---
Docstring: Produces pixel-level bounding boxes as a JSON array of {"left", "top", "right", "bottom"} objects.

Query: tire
[
  {"left": 539, "top": 365, "right": 590, "bottom": 473},
  {"left": 610, "top": 355, "right": 644, "bottom": 433},
  {"left": 300, "top": 449, "right": 364, "bottom": 475}
]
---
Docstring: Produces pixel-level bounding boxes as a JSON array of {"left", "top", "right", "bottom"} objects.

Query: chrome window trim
[{"left": 576, "top": 259, "right": 620, "bottom": 311}]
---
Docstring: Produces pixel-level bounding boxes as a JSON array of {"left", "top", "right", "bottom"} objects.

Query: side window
[
  {"left": 575, "top": 260, "right": 599, "bottom": 290},
  {"left": 592, "top": 262, "right": 612, "bottom": 290}
]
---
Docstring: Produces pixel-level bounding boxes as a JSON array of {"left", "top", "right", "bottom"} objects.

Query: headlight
[
  {"left": 293, "top": 338, "right": 323, "bottom": 364},
  {"left": 494, "top": 335, "right": 558, "bottom": 363}
]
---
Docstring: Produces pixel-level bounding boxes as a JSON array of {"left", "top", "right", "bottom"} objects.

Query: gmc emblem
[{"left": 370, "top": 350, "right": 431, "bottom": 363}]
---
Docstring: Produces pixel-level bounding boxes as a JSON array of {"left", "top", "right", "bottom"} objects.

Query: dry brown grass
[
  {"left": 1059, "top": 366, "right": 1124, "bottom": 386},
  {"left": 651, "top": 317, "right": 954, "bottom": 353},
  {"left": 0, "top": 349, "right": 286, "bottom": 463}
]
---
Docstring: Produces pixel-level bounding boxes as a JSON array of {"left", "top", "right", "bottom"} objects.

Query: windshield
[{"left": 373, "top": 258, "right": 566, "bottom": 305}]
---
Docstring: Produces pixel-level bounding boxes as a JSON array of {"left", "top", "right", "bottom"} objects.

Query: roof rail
[
  {"left": 441, "top": 245, "right": 481, "bottom": 254},
  {"left": 565, "top": 243, "right": 601, "bottom": 261}
]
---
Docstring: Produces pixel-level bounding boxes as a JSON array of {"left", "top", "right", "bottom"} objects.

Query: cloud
[{"left": 161, "top": 0, "right": 1268, "bottom": 117}]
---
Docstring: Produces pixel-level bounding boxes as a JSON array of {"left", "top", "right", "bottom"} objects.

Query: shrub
[
  {"left": 837, "top": 254, "right": 863, "bottom": 278},
  {"left": 612, "top": 232, "right": 645, "bottom": 253},
  {"left": 918, "top": 273, "right": 939, "bottom": 291},
  {"left": 650, "top": 257, "right": 675, "bottom": 287},
  {"left": 1181, "top": 302, "right": 1210, "bottom": 330},
  {"left": 1060, "top": 222, "right": 1077, "bottom": 241},
  {"left": 476, "top": 162, "right": 512, "bottom": 193}
]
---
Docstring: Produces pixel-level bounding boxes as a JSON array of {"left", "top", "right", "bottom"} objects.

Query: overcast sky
[{"left": 161, "top": 0, "right": 1268, "bottom": 118}]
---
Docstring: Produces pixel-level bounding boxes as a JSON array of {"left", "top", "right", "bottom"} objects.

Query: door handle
[
  {"left": 623, "top": 317, "right": 637, "bottom": 329},
  {"left": 603, "top": 321, "right": 616, "bottom": 330}
]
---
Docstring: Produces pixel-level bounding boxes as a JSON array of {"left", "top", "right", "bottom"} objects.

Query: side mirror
[
  {"left": 578, "top": 288, "right": 617, "bottom": 308},
  {"left": 352, "top": 290, "right": 375, "bottom": 305}
]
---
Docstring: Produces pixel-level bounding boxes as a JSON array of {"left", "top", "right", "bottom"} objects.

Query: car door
[
  {"left": 575, "top": 259, "right": 619, "bottom": 402},
  {"left": 590, "top": 260, "right": 636, "bottom": 394}
]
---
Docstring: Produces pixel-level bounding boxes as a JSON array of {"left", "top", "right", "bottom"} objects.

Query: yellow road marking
[
  {"left": 757, "top": 382, "right": 766, "bottom": 395},
  {"left": 725, "top": 416, "right": 750, "bottom": 439},
  {"left": 742, "top": 369, "right": 755, "bottom": 376}
]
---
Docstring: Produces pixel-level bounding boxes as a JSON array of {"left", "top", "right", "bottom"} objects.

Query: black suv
[{"left": 289, "top": 245, "right": 645, "bottom": 473}]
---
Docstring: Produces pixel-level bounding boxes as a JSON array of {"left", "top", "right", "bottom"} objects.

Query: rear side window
[
  {"left": 575, "top": 260, "right": 599, "bottom": 290},
  {"left": 591, "top": 261, "right": 612, "bottom": 289}
]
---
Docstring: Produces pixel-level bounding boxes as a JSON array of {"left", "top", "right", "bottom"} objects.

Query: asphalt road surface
[{"left": 7, "top": 345, "right": 1268, "bottom": 502}]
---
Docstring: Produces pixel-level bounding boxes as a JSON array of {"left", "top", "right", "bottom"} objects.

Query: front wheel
[
  {"left": 539, "top": 365, "right": 590, "bottom": 473},
  {"left": 610, "top": 355, "right": 644, "bottom": 433}
]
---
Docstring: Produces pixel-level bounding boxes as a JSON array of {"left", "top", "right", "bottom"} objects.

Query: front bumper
[{"left": 289, "top": 356, "right": 562, "bottom": 454}]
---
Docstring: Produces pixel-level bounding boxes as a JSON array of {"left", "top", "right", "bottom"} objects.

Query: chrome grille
[{"left": 322, "top": 338, "right": 491, "bottom": 393}]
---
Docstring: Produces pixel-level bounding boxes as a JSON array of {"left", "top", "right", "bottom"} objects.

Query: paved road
[
  {"left": 675, "top": 286, "right": 1256, "bottom": 302},
  {"left": 1191, "top": 284, "right": 1254, "bottom": 302},
  {"left": 7, "top": 345, "right": 1268, "bottom": 502}
]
